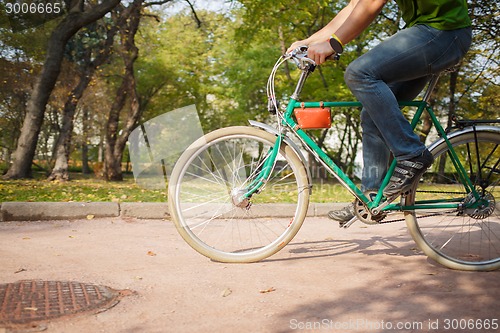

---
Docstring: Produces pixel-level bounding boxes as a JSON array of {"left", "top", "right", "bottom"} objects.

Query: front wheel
[
  {"left": 405, "top": 129, "right": 500, "bottom": 271},
  {"left": 168, "top": 126, "right": 310, "bottom": 263}
]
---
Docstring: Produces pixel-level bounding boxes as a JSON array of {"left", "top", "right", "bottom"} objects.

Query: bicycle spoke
[
  {"left": 406, "top": 130, "right": 500, "bottom": 270},
  {"left": 168, "top": 127, "right": 309, "bottom": 262}
]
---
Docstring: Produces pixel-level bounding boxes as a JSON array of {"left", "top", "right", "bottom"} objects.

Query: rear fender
[{"left": 428, "top": 125, "right": 500, "bottom": 152}]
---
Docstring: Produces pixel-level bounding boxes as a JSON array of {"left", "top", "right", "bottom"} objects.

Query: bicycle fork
[{"left": 233, "top": 134, "right": 284, "bottom": 207}]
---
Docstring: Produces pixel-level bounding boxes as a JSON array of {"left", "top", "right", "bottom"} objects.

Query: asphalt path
[{"left": 1, "top": 216, "right": 499, "bottom": 332}]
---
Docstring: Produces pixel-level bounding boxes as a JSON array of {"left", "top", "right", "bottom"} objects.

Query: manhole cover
[{"left": 0, "top": 280, "right": 122, "bottom": 328}]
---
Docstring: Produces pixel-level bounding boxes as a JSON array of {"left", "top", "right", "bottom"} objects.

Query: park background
[{"left": 0, "top": 0, "right": 498, "bottom": 203}]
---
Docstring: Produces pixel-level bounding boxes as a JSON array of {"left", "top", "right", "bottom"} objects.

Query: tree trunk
[
  {"left": 419, "top": 112, "right": 432, "bottom": 144},
  {"left": 103, "top": 0, "right": 143, "bottom": 181},
  {"left": 81, "top": 106, "right": 91, "bottom": 175},
  {"left": 3, "top": 0, "right": 120, "bottom": 179},
  {"left": 104, "top": 76, "right": 129, "bottom": 181},
  {"left": 447, "top": 70, "right": 459, "bottom": 128},
  {"left": 278, "top": 25, "right": 292, "bottom": 81},
  {"left": 47, "top": 71, "right": 92, "bottom": 181},
  {"left": 436, "top": 70, "right": 460, "bottom": 183},
  {"left": 48, "top": 16, "right": 120, "bottom": 181}
]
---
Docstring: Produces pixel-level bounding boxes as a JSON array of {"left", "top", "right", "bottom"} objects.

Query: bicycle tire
[
  {"left": 405, "top": 129, "right": 500, "bottom": 271},
  {"left": 168, "top": 126, "right": 310, "bottom": 263}
]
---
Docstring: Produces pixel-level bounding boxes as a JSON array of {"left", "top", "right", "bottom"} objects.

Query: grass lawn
[
  {"left": 0, "top": 173, "right": 168, "bottom": 203},
  {"left": 0, "top": 172, "right": 354, "bottom": 203}
]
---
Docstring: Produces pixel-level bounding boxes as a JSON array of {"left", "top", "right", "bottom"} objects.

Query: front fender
[{"left": 248, "top": 120, "right": 312, "bottom": 192}]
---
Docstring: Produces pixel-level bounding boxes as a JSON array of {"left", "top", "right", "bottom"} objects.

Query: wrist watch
[{"left": 329, "top": 36, "right": 344, "bottom": 54}]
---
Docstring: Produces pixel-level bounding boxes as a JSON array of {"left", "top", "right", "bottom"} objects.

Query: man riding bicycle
[{"left": 287, "top": 0, "right": 472, "bottom": 224}]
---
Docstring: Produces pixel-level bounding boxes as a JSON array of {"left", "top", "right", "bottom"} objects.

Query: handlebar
[
  {"left": 267, "top": 46, "right": 341, "bottom": 114},
  {"left": 285, "top": 45, "right": 340, "bottom": 71}
]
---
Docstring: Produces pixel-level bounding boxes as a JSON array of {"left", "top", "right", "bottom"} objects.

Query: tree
[
  {"left": 233, "top": 0, "right": 499, "bottom": 178},
  {"left": 0, "top": 6, "right": 51, "bottom": 168},
  {"left": 4, "top": 0, "right": 120, "bottom": 179},
  {"left": 102, "top": 0, "right": 144, "bottom": 181},
  {"left": 48, "top": 18, "right": 119, "bottom": 181},
  {"left": 230, "top": 0, "right": 374, "bottom": 177},
  {"left": 2, "top": 0, "right": 497, "bottom": 182},
  {"left": 102, "top": 0, "right": 179, "bottom": 181},
  {"left": 0, "top": 58, "right": 33, "bottom": 166},
  {"left": 418, "top": 0, "right": 500, "bottom": 147},
  {"left": 136, "top": 9, "right": 238, "bottom": 130}
]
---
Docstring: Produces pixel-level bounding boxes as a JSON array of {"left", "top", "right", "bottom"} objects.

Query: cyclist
[{"left": 287, "top": 0, "right": 472, "bottom": 225}]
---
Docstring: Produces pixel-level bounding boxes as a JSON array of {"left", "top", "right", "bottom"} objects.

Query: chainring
[{"left": 353, "top": 191, "right": 387, "bottom": 225}]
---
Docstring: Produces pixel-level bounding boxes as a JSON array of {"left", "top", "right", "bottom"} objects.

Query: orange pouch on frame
[{"left": 293, "top": 102, "right": 332, "bottom": 129}]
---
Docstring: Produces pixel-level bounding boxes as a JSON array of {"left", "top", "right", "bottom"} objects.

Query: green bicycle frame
[
  {"left": 243, "top": 59, "right": 480, "bottom": 213},
  {"left": 238, "top": 93, "right": 479, "bottom": 211},
  {"left": 273, "top": 98, "right": 479, "bottom": 213}
]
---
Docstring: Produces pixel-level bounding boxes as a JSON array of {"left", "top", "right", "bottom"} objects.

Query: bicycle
[{"left": 168, "top": 47, "right": 500, "bottom": 271}]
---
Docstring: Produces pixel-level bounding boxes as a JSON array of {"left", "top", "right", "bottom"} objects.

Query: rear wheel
[
  {"left": 168, "top": 126, "right": 310, "bottom": 262},
  {"left": 405, "top": 129, "right": 500, "bottom": 271}
]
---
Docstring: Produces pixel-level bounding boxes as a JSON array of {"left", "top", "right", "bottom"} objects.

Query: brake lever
[
  {"left": 286, "top": 46, "right": 317, "bottom": 70},
  {"left": 286, "top": 45, "right": 340, "bottom": 69},
  {"left": 286, "top": 45, "right": 308, "bottom": 58}
]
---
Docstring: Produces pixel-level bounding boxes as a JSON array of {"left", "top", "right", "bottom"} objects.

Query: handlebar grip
[{"left": 326, "top": 53, "right": 341, "bottom": 61}]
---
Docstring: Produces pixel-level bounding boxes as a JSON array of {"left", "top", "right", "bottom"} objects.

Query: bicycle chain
[
  {"left": 377, "top": 211, "right": 457, "bottom": 224},
  {"left": 375, "top": 189, "right": 464, "bottom": 224}
]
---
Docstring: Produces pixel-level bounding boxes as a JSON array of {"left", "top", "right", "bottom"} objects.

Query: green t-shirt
[{"left": 396, "top": 0, "right": 472, "bottom": 30}]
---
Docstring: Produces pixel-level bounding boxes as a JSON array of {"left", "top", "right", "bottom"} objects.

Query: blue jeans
[{"left": 344, "top": 24, "right": 472, "bottom": 191}]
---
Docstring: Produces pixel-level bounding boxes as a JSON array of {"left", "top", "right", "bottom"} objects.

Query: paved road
[{"left": 1, "top": 217, "right": 499, "bottom": 332}]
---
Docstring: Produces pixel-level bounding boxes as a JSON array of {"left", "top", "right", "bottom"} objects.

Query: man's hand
[{"left": 307, "top": 41, "right": 335, "bottom": 65}]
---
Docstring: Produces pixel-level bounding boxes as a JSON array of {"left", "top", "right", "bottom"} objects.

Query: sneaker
[
  {"left": 383, "top": 149, "right": 434, "bottom": 198},
  {"left": 328, "top": 203, "right": 355, "bottom": 226}
]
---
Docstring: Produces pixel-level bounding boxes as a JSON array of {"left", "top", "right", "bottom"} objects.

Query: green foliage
[
  {"left": 136, "top": 11, "right": 230, "bottom": 121},
  {"left": 0, "top": 0, "right": 498, "bottom": 192}
]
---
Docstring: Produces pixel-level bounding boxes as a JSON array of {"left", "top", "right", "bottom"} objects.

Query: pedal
[{"left": 340, "top": 216, "right": 358, "bottom": 229}]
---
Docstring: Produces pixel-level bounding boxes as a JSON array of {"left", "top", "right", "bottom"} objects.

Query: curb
[
  {"left": 0, "top": 202, "right": 346, "bottom": 222},
  {"left": 0, "top": 202, "right": 120, "bottom": 222}
]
